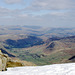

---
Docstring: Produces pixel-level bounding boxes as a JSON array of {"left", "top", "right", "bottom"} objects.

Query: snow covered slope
[{"left": 0, "top": 63, "right": 75, "bottom": 75}]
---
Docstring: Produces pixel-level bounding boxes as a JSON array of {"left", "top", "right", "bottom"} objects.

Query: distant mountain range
[{"left": 0, "top": 25, "right": 75, "bottom": 65}]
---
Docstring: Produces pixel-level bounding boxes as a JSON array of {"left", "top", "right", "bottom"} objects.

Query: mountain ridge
[{"left": 0, "top": 26, "right": 75, "bottom": 65}]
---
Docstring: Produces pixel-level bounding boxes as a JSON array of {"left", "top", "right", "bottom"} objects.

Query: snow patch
[{"left": 0, "top": 63, "right": 75, "bottom": 75}]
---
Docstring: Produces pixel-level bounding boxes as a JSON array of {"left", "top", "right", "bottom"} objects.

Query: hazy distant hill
[
  {"left": 0, "top": 25, "right": 75, "bottom": 65},
  {"left": 0, "top": 25, "right": 75, "bottom": 37},
  {"left": 23, "top": 25, "right": 41, "bottom": 29}
]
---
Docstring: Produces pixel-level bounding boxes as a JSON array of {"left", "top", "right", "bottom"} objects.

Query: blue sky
[{"left": 0, "top": 0, "right": 75, "bottom": 27}]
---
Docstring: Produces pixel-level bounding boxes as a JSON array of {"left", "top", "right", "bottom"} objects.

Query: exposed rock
[
  {"left": 69, "top": 56, "right": 75, "bottom": 61},
  {"left": 0, "top": 50, "right": 24, "bottom": 71},
  {"left": 0, "top": 51, "right": 8, "bottom": 71}
]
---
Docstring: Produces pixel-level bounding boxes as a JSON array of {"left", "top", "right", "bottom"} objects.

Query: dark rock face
[{"left": 69, "top": 56, "right": 75, "bottom": 60}]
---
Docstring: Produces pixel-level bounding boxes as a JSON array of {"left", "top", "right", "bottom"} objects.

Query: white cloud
[
  {"left": 26, "top": 0, "right": 75, "bottom": 11},
  {"left": 4, "top": 0, "right": 24, "bottom": 4},
  {"left": 0, "top": 9, "right": 75, "bottom": 27},
  {"left": 0, "top": 0, "right": 75, "bottom": 27},
  {"left": 0, "top": 7, "right": 11, "bottom": 17},
  {"left": 0, "top": 7, "right": 22, "bottom": 17}
]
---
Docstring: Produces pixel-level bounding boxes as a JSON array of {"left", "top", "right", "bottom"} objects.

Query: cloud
[
  {"left": 26, "top": 0, "right": 75, "bottom": 11},
  {"left": 0, "top": 7, "right": 22, "bottom": 17},
  {"left": 0, "top": 8, "right": 75, "bottom": 27},
  {"left": 0, "top": 7, "right": 11, "bottom": 17},
  {"left": 0, "top": 0, "right": 75, "bottom": 27},
  {"left": 4, "top": 0, "right": 24, "bottom": 4}
]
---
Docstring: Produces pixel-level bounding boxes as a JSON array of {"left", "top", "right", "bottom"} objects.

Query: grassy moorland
[{"left": 0, "top": 25, "right": 75, "bottom": 66}]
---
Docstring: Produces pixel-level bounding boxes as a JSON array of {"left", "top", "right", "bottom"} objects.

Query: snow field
[{"left": 0, "top": 63, "right": 75, "bottom": 75}]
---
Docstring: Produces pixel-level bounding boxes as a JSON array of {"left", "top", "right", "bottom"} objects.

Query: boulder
[{"left": 0, "top": 51, "right": 8, "bottom": 71}]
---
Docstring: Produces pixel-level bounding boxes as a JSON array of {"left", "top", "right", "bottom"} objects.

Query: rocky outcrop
[
  {"left": 0, "top": 51, "right": 8, "bottom": 71},
  {"left": 0, "top": 50, "right": 24, "bottom": 71},
  {"left": 69, "top": 56, "right": 75, "bottom": 62},
  {"left": 0, "top": 50, "right": 36, "bottom": 71}
]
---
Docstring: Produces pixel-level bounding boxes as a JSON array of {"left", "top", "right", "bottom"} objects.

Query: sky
[{"left": 0, "top": 0, "right": 75, "bottom": 27}]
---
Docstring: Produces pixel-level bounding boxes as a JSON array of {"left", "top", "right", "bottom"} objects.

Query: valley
[{"left": 0, "top": 25, "right": 75, "bottom": 66}]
